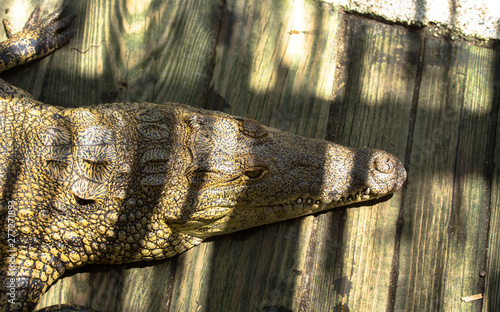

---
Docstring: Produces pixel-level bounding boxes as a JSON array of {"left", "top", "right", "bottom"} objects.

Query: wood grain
[
  {"left": 394, "top": 38, "right": 495, "bottom": 312},
  {"left": 326, "top": 16, "right": 416, "bottom": 311},
  {"left": 0, "top": 0, "right": 499, "bottom": 311},
  {"left": 483, "top": 56, "right": 500, "bottom": 311}
]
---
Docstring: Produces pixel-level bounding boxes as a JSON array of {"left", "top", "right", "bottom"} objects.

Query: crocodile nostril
[{"left": 374, "top": 155, "right": 395, "bottom": 174}]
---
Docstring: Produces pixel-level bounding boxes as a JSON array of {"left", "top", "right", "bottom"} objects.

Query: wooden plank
[
  {"left": 394, "top": 38, "right": 496, "bottom": 311},
  {"left": 483, "top": 60, "right": 500, "bottom": 311},
  {"left": 323, "top": 16, "right": 416, "bottom": 311},
  {"left": 440, "top": 45, "right": 495, "bottom": 312}
]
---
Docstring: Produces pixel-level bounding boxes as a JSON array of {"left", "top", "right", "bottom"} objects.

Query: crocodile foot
[{"left": 0, "top": 5, "right": 75, "bottom": 72}]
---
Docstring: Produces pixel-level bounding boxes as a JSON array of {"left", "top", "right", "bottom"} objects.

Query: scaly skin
[{"left": 0, "top": 6, "right": 407, "bottom": 312}]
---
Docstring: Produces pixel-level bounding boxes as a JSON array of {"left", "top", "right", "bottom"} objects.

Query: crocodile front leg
[
  {"left": 0, "top": 5, "right": 75, "bottom": 73},
  {"left": 0, "top": 250, "right": 66, "bottom": 312}
]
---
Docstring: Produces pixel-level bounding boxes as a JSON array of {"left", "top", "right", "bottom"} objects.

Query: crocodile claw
[
  {"left": 38, "top": 5, "right": 76, "bottom": 48},
  {"left": 2, "top": 19, "right": 15, "bottom": 38}
]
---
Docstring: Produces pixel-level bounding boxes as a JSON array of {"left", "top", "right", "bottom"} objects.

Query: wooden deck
[{"left": 1, "top": 0, "right": 499, "bottom": 311}]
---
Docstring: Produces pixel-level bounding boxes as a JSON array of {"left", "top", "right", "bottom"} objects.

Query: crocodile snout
[{"left": 319, "top": 145, "right": 406, "bottom": 206}]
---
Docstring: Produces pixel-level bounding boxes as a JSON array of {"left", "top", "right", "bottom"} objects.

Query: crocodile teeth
[
  {"left": 284, "top": 197, "right": 322, "bottom": 208},
  {"left": 290, "top": 188, "right": 373, "bottom": 208},
  {"left": 335, "top": 188, "right": 373, "bottom": 204}
]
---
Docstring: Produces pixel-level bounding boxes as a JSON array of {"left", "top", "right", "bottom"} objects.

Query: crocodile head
[{"left": 170, "top": 106, "right": 407, "bottom": 237}]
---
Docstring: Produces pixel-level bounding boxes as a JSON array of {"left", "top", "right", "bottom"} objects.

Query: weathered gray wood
[
  {"left": 394, "top": 39, "right": 495, "bottom": 312},
  {"left": 484, "top": 66, "right": 500, "bottom": 311},
  {"left": 325, "top": 16, "right": 416, "bottom": 311}
]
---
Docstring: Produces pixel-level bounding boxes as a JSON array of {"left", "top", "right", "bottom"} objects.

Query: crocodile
[{"left": 0, "top": 5, "right": 407, "bottom": 312}]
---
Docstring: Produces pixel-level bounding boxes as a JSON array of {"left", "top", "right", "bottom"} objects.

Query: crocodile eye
[{"left": 244, "top": 168, "right": 265, "bottom": 179}]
